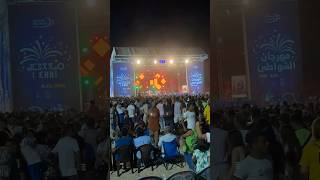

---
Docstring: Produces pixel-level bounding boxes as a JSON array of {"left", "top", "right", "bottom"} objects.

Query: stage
[{"left": 110, "top": 47, "right": 208, "bottom": 97}]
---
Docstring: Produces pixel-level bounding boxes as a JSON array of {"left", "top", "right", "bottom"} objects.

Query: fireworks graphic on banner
[
  {"left": 19, "top": 36, "right": 71, "bottom": 66},
  {"left": 254, "top": 33, "right": 296, "bottom": 74}
]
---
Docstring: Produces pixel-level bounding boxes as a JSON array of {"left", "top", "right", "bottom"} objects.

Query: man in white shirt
[
  {"left": 156, "top": 100, "right": 165, "bottom": 131},
  {"left": 174, "top": 98, "right": 182, "bottom": 124},
  {"left": 183, "top": 106, "right": 196, "bottom": 130},
  {"left": 232, "top": 129, "right": 273, "bottom": 180},
  {"left": 127, "top": 102, "right": 136, "bottom": 122},
  {"left": 52, "top": 126, "right": 80, "bottom": 180}
]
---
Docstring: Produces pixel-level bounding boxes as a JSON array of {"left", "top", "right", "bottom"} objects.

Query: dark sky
[{"left": 110, "top": 0, "right": 210, "bottom": 48}]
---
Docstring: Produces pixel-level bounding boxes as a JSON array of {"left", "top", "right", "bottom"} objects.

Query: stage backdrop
[
  {"left": 187, "top": 61, "right": 204, "bottom": 94},
  {"left": 245, "top": 1, "right": 302, "bottom": 104},
  {"left": 9, "top": 3, "right": 81, "bottom": 111},
  {"left": 112, "top": 62, "right": 133, "bottom": 97}
]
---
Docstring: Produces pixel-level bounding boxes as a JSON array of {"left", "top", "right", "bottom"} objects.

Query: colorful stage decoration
[
  {"left": 8, "top": 2, "right": 81, "bottom": 111},
  {"left": 79, "top": 32, "right": 110, "bottom": 101},
  {"left": 134, "top": 72, "right": 167, "bottom": 94},
  {"left": 113, "top": 63, "right": 133, "bottom": 96},
  {"left": 246, "top": 1, "right": 301, "bottom": 104},
  {"left": 187, "top": 62, "right": 204, "bottom": 94},
  {"left": 0, "top": 0, "right": 12, "bottom": 112}
]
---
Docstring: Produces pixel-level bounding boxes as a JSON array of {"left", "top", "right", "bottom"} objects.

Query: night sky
[{"left": 110, "top": 0, "right": 210, "bottom": 49}]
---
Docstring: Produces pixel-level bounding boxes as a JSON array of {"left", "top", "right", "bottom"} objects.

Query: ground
[{"left": 110, "top": 164, "right": 189, "bottom": 180}]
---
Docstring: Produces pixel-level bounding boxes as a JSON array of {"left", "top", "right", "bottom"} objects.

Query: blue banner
[
  {"left": 187, "top": 61, "right": 204, "bottom": 94},
  {"left": 9, "top": 3, "right": 81, "bottom": 111},
  {"left": 0, "top": 0, "right": 12, "bottom": 112},
  {"left": 112, "top": 62, "right": 133, "bottom": 97},
  {"left": 245, "top": 1, "right": 302, "bottom": 104}
]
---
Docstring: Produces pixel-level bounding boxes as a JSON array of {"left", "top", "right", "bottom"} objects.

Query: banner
[
  {"left": 231, "top": 75, "right": 247, "bottom": 98},
  {"left": 245, "top": 1, "right": 301, "bottom": 104},
  {"left": 112, "top": 62, "right": 133, "bottom": 97},
  {"left": 0, "top": 0, "right": 12, "bottom": 112},
  {"left": 187, "top": 61, "right": 204, "bottom": 94},
  {"left": 9, "top": 3, "right": 81, "bottom": 111}
]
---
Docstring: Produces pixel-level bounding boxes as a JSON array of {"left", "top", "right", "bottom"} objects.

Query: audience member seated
[{"left": 158, "top": 127, "right": 177, "bottom": 156}]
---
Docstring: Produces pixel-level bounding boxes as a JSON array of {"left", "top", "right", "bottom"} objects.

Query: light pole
[{"left": 241, "top": 1, "right": 252, "bottom": 100}]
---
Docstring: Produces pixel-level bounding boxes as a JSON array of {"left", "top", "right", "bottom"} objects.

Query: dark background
[{"left": 110, "top": 0, "right": 210, "bottom": 49}]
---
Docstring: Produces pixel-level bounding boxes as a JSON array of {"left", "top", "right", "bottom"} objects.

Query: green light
[
  {"left": 84, "top": 79, "right": 90, "bottom": 85},
  {"left": 82, "top": 47, "right": 88, "bottom": 53}
]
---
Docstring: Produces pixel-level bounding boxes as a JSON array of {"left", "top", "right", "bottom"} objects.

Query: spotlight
[
  {"left": 136, "top": 59, "right": 141, "bottom": 64},
  {"left": 154, "top": 60, "right": 157, "bottom": 64},
  {"left": 185, "top": 59, "right": 189, "bottom": 64},
  {"left": 169, "top": 59, "right": 174, "bottom": 64}
]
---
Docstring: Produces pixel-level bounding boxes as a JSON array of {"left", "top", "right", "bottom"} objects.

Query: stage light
[
  {"left": 169, "top": 59, "right": 174, "bottom": 64},
  {"left": 185, "top": 59, "right": 189, "bottom": 64},
  {"left": 154, "top": 60, "right": 157, "bottom": 64},
  {"left": 136, "top": 59, "right": 141, "bottom": 64}
]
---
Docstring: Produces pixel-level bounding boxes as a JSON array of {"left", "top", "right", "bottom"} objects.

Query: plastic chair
[
  {"left": 196, "top": 166, "right": 210, "bottom": 180},
  {"left": 167, "top": 171, "right": 196, "bottom": 180},
  {"left": 162, "top": 140, "right": 184, "bottom": 170},
  {"left": 115, "top": 145, "right": 134, "bottom": 176},
  {"left": 136, "top": 144, "right": 155, "bottom": 173},
  {"left": 138, "top": 176, "right": 163, "bottom": 180}
]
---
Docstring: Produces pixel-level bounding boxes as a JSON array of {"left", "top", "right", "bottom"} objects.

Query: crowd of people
[
  {"left": 213, "top": 101, "right": 320, "bottom": 180},
  {"left": 109, "top": 95, "right": 211, "bottom": 177},
  {"left": 0, "top": 101, "right": 108, "bottom": 180}
]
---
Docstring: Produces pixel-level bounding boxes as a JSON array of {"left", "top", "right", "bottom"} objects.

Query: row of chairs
[{"left": 113, "top": 140, "right": 184, "bottom": 176}]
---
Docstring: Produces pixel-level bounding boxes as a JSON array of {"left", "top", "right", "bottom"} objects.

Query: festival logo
[
  {"left": 19, "top": 35, "right": 72, "bottom": 80},
  {"left": 254, "top": 33, "right": 296, "bottom": 76},
  {"left": 32, "top": 17, "right": 55, "bottom": 28}
]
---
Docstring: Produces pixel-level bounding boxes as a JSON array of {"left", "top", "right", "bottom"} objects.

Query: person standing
[
  {"left": 174, "top": 97, "right": 182, "bottom": 126},
  {"left": 148, "top": 103, "right": 160, "bottom": 145},
  {"left": 127, "top": 101, "right": 136, "bottom": 123},
  {"left": 232, "top": 129, "right": 273, "bottom": 180},
  {"left": 52, "top": 125, "right": 80, "bottom": 180},
  {"left": 300, "top": 118, "right": 320, "bottom": 180},
  {"left": 163, "top": 99, "right": 174, "bottom": 128},
  {"left": 156, "top": 100, "right": 165, "bottom": 132}
]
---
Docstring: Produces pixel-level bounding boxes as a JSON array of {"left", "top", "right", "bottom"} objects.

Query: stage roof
[{"left": 111, "top": 47, "right": 208, "bottom": 63}]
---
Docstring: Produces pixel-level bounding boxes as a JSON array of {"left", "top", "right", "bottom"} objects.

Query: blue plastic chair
[{"left": 162, "top": 140, "right": 184, "bottom": 170}]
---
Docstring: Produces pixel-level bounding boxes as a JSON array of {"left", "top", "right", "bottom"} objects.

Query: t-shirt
[
  {"left": 52, "top": 136, "right": 80, "bottom": 177},
  {"left": 20, "top": 145, "right": 41, "bottom": 165},
  {"left": 295, "top": 128, "right": 311, "bottom": 147},
  {"left": 204, "top": 105, "right": 210, "bottom": 125},
  {"left": 183, "top": 111, "right": 196, "bottom": 129},
  {"left": 193, "top": 149, "right": 210, "bottom": 173},
  {"left": 234, "top": 155, "right": 273, "bottom": 180},
  {"left": 134, "top": 135, "right": 151, "bottom": 149},
  {"left": 299, "top": 140, "right": 320, "bottom": 180},
  {"left": 127, "top": 104, "right": 136, "bottom": 118},
  {"left": 115, "top": 136, "right": 133, "bottom": 149},
  {"left": 174, "top": 102, "right": 182, "bottom": 116},
  {"left": 156, "top": 103, "right": 164, "bottom": 116}
]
